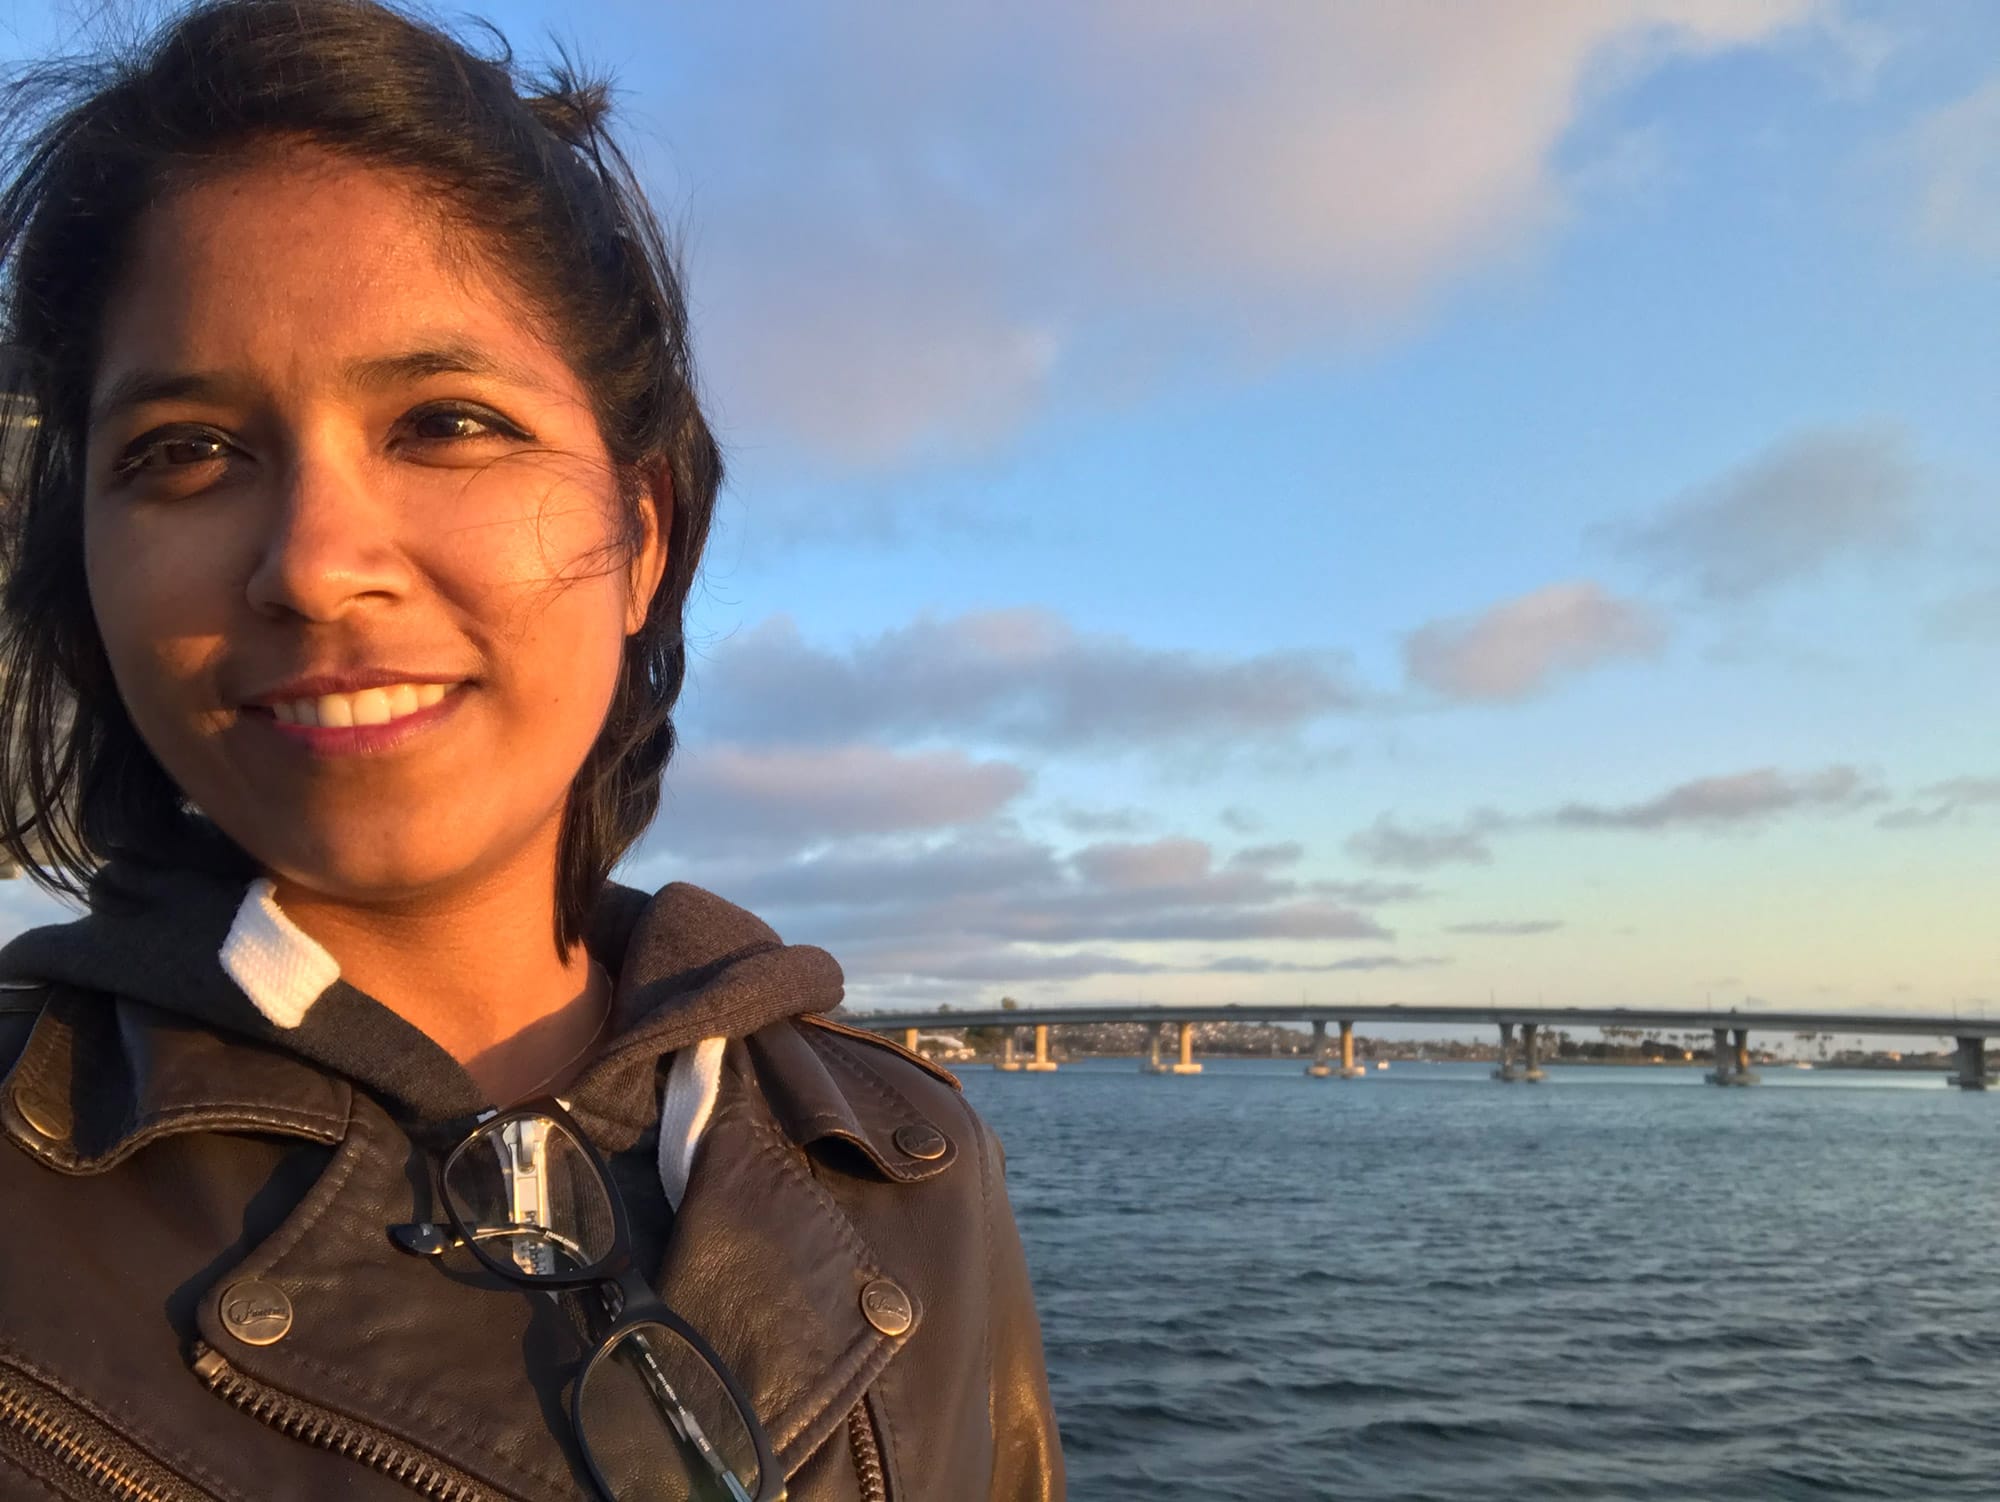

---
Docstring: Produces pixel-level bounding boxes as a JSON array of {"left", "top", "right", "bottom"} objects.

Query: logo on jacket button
[
  {"left": 860, "top": 1278, "right": 913, "bottom": 1337},
  {"left": 892, "top": 1123, "right": 948, "bottom": 1161},
  {"left": 220, "top": 1280, "right": 294, "bottom": 1346}
]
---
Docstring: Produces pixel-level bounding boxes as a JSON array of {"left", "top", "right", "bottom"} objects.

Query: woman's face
[{"left": 83, "top": 146, "right": 664, "bottom": 912}]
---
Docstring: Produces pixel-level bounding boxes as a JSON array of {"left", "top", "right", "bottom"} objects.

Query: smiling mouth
[{"left": 259, "top": 682, "right": 456, "bottom": 728}]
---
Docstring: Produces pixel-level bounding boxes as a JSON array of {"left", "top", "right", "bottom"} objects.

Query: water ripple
[{"left": 968, "top": 1060, "right": 2000, "bottom": 1501}]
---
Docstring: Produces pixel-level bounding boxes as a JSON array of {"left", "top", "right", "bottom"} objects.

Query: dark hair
[{"left": 0, "top": 0, "right": 720, "bottom": 951}]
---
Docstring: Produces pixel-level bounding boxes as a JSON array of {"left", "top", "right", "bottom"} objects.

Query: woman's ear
[{"left": 626, "top": 464, "right": 672, "bottom": 635}]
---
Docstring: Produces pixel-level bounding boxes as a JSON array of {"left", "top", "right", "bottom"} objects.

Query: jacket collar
[
  {"left": 3, "top": 989, "right": 957, "bottom": 1186},
  {"left": 2, "top": 987, "right": 353, "bottom": 1172}
]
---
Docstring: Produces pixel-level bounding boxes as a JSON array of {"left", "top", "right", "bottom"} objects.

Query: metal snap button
[
  {"left": 860, "top": 1279, "right": 913, "bottom": 1338},
  {"left": 219, "top": 1280, "right": 294, "bottom": 1346},
  {"left": 892, "top": 1123, "right": 948, "bottom": 1161},
  {"left": 9, "top": 1085, "right": 67, "bottom": 1145}
]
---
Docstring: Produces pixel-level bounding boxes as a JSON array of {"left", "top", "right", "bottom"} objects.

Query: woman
[{"left": 0, "top": 2, "right": 1063, "bottom": 1498}]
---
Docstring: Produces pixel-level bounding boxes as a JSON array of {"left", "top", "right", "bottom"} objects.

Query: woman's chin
[{"left": 257, "top": 837, "right": 512, "bottom": 912}]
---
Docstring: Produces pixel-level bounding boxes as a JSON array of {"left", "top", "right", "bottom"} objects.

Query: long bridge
[{"left": 846, "top": 1003, "right": 2000, "bottom": 1089}]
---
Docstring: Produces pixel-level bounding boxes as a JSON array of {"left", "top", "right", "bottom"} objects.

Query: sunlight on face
[{"left": 82, "top": 145, "right": 660, "bottom": 908}]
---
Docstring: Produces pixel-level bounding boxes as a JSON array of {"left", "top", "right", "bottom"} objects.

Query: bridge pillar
[
  {"left": 996, "top": 1030, "right": 1022, "bottom": 1072},
  {"left": 1952, "top": 1036, "right": 1988, "bottom": 1090},
  {"left": 1306, "top": 1018, "right": 1331, "bottom": 1077},
  {"left": 1142, "top": 1022, "right": 1171, "bottom": 1074},
  {"left": 1024, "top": 1022, "right": 1058, "bottom": 1072},
  {"left": 903, "top": 1027, "right": 920, "bottom": 1054},
  {"left": 1338, "top": 1019, "right": 1365, "bottom": 1078},
  {"left": 1492, "top": 1021, "right": 1521, "bottom": 1082},
  {"left": 1707, "top": 1026, "right": 1758, "bottom": 1085},
  {"left": 1518, "top": 1022, "right": 1547, "bottom": 1083},
  {"left": 1171, "top": 1019, "right": 1202, "bottom": 1075}
]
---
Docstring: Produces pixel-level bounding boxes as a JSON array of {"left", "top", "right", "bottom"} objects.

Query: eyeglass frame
[{"left": 394, "top": 1095, "right": 785, "bottom": 1502}]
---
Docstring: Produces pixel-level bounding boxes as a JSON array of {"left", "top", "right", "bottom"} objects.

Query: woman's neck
[{"left": 269, "top": 839, "right": 610, "bottom": 1104}]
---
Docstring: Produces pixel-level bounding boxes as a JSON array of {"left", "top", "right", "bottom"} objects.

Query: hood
[{"left": 0, "top": 861, "right": 845, "bottom": 1124}]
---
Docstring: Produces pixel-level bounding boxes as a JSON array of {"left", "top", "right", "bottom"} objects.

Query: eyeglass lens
[
  {"left": 443, "top": 1113, "right": 769, "bottom": 1500},
  {"left": 444, "top": 1114, "right": 619, "bottom": 1278},
  {"left": 578, "top": 1322, "right": 765, "bottom": 1502}
]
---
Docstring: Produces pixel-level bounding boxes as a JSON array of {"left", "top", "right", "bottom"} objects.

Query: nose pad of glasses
[{"left": 389, "top": 1222, "right": 452, "bottom": 1257}]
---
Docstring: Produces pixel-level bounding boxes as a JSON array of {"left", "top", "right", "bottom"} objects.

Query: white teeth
[
  {"left": 349, "top": 688, "right": 392, "bottom": 727},
  {"left": 268, "top": 682, "right": 452, "bottom": 730}
]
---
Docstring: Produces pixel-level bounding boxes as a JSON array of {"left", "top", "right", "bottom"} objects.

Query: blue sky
[{"left": 2, "top": 1, "right": 1996, "bottom": 1017}]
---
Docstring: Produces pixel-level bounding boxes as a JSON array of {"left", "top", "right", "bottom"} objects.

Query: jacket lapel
[{"left": 651, "top": 1036, "right": 924, "bottom": 1477}]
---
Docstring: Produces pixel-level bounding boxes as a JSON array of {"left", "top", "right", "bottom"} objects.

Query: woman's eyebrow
[
  {"left": 89, "top": 368, "right": 253, "bottom": 428},
  {"left": 343, "top": 341, "right": 554, "bottom": 395},
  {"left": 88, "top": 342, "right": 555, "bottom": 429}
]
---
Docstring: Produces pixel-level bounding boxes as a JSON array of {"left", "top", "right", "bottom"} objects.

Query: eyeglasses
[{"left": 393, "top": 1098, "right": 783, "bottom": 1502}]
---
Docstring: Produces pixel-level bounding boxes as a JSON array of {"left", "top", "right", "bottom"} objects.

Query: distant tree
[{"left": 1000, "top": 995, "right": 1020, "bottom": 1011}]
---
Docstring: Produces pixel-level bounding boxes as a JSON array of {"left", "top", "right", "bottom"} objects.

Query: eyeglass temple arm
[{"left": 389, "top": 1221, "right": 593, "bottom": 1260}]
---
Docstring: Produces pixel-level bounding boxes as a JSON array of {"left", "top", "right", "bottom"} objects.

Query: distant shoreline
[{"left": 964, "top": 1053, "right": 1951, "bottom": 1074}]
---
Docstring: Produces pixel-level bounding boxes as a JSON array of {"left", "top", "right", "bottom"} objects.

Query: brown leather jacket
[{"left": 0, "top": 876, "right": 1063, "bottom": 1501}]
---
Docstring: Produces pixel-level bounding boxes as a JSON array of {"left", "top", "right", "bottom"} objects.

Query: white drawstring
[{"left": 657, "top": 1036, "right": 726, "bottom": 1211}]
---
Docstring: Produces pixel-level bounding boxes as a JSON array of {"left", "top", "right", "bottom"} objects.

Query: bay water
[{"left": 963, "top": 1059, "right": 2000, "bottom": 1500}]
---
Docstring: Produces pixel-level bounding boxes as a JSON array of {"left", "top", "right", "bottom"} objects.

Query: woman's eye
[
  {"left": 403, "top": 405, "right": 527, "bottom": 444},
  {"left": 115, "top": 429, "right": 232, "bottom": 475}
]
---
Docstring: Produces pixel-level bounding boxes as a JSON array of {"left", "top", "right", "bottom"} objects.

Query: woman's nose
[{"left": 244, "top": 448, "right": 412, "bottom": 622}]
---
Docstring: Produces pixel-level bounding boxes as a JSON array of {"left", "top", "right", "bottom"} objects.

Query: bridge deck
[{"left": 846, "top": 1004, "right": 2000, "bottom": 1037}]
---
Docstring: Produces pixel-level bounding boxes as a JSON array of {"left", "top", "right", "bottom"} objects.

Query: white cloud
[
  {"left": 1403, "top": 581, "right": 1664, "bottom": 702},
  {"left": 674, "top": 1, "right": 1827, "bottom": 466}
]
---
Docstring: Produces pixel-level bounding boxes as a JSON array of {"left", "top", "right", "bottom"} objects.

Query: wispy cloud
[
  {"left": 1552, "top": 765, "right": 1883, "bottom": 830},
  {"left": 1200, "top": 954, "right": 1450, "bottom": 975},
  {"left": 659, "top": 743, "right": 1026, "bottom": 854},
  {"left": 1230, "top": 842, "right": 1304, "bottom": 870},
  {"left": 1403, "top": 581, "right": 1664, "bottom": 702},
  {"left": 1928, "top": 584, "right": 2000, "bottom": 643},
  {"left": 1446, "top": 919, "right": 1565, "bottom": 936},
  {"left": 1054, "top": 806, "right": 1151, "bottom": 837},
  {"left": 1894, "top": 74, "right": 2000, "bottom": 263},
  {"left": 672, "top": 2, "right": 1828, "bottom": 467},
  {"left": 687, "top": 610, "right": 1358, "bottom": 754},
  {"left": 1878, "top": 776, "right": 2000, "bottom": 829},
  {"left": 1350, "top": 764, "right": 1888, "bottom": 869},
  {"left": 1608, "top": 426, "right": 1920, "bottom": 600},
  {"left": 1347, "top": 812, "right": 1502, "bottom": 870}
]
